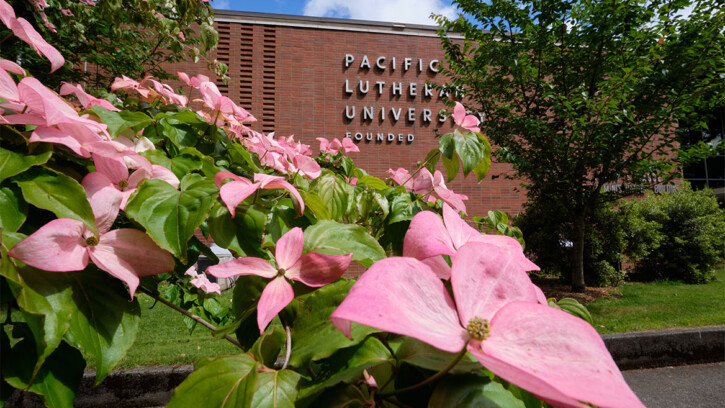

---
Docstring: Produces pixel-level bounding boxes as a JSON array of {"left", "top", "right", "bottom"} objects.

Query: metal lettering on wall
[{"left": 342, "top": 53, "right": 474, "bottom": 145}]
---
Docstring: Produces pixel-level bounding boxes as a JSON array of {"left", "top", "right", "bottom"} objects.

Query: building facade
[{"left": 174, "top": 10, "right": 528, "bottom": 217}]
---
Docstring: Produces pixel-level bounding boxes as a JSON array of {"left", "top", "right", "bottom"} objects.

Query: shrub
[
  {"left": 514, "top": 199, "right": 626, "bottom": 287},
  {"left": 621, "top": 183, "right": 725, "bottom": 283}
]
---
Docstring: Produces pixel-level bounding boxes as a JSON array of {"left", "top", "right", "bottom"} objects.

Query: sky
[{"left": 210, "top": 0, "right": 459, "bottom": 25}]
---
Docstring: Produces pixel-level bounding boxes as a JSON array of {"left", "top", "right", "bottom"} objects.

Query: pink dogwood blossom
[
  {"left": 8, "top": 215, "right": 174, "bottom": 298},
  {"left": 317, "top": 137, "right": 360, "bottom": 154},
  {"left": 331, "top": 244, "right": 644, "bottom": 408},
  {"left": 403, "top": 204, "right": 540, "bottom": 285},
  {"left": 0, "top": 0, "right": 64, "bottom": 72},
  {"left": 208, "top": 227, "right": 351, "bottom": 333},
  {"left": 452, "top": 101, "right": 481, "bottom": 133},
  {"left": 60, "top": 83, "right": 119, "bottom": 111},
  {"left": 215, "top": 171, "right": 305, "bottom": 216},
  {"left": 185, "top": 266, "right": 221, "bottom": 295}
]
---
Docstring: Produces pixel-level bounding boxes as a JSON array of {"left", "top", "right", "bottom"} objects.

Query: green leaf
[
  {"left": 548, "top": 298, "right": 593, "bottom": 324},
  {"left": 453, "top": 130, "right": 485, "bottom": 176},
  {"left": 301, "top": 190, "right": 332, "bottom": 220},
  {"left": 312, "top": 172, "right": 348, "bottom": 220},
  {"left": 200, "top": 22, "right": 219, "bottom": 52},
  {"left": 0, "top": 183, "right": 27, "bottom": 232},
  {"left": 429, "top": 375, "right": 526, "bottom": 408},
  {"left": 158, "top": 118, "right": 200, "bottom": 149},
  {"left": 396, "top": 337, "right": 481, "bottom": 374},
  {"left": 169, "top": 147, "right": 204, "bottom": 179},
  {"left": 388, "top": 192, "right": 421, "bottom": 224},
  {"left": 13, "top": 167, "right": 97, "bottom": 234},
  {"left": 251, "top": 370, "right": 303, "bottom": 408},
  {"left": 208, "top": 203, "right": 266, "bottom": 258},
  {"left": 442, "top": 152, "right": 460, "bottom": 182},
  {"left": 303, "top": 220, "right": 386, "bottom": 267},
  {"left": 2, "top": 331, "right": 85, "bottom": 408},
  {"left": 167, "top": 355, "right": 259, "bottom": 408},
  {"left": 299, "top": 337, "right": 392, "bottom": 399},
  {"left": 1, "top": 259, "right": 74, "bottom": 382},
  {"left": 439, "top": 133, "right": 455, "bottom": 159},
  {"left": 250, "top": 326, "right": 286, "bottom": 368},
  {"left": 472, "top": 135, "right": 492, "bottom": 182},
  {"left": 64, "top": 269, "right": 141, "bottom": 385},
  {"left": 290, "top": 280, "right": 380, "bottom": 366},
  {"left": 91, "top": 106, "right": 153, "bottom": 138},
  {"left": 126, "top": 178, "right": 218, "bottom": 262},
  {"left": 0, "top": 146, "right": 51, "bottom": 183},
  {"left": 356, "top": 175, "right": 388, "bottom": 191},
  {"left": 423, "top": 148, "right": 441, "bottom": 173}
]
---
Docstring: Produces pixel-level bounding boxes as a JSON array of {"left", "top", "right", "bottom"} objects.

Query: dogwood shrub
[{"left": 1, "top": 1, "right": 643, "bottom": 407}]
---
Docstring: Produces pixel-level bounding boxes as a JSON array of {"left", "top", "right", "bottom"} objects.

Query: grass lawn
[
  {"left": 587, "top": 266, "right": 725, "bottom": 334},
  {"left": 115, "top": 294, "right": 239, "bottom": 369},
  {"left": 111, "top": 267, "right": 725, "bottom": 368}
]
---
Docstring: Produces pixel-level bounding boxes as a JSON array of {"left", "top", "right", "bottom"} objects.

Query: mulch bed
[{"left": 532, "top": 276, "right": 622, "bottom": 303}]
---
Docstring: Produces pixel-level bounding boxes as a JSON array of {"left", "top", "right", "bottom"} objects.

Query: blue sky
[{"left": 210, "top": 0, "right": 459, "bottom": 25}]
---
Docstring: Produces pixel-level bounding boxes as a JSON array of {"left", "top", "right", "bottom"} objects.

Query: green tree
[
  {"left": 436, "top": 0, "right": 725, "bottom": 291},
  {"left": 1, "top": 0, "right": 223, "bottom": 89}
]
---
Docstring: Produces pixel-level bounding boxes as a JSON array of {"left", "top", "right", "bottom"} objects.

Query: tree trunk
[{"left": 570, "top": 212, "right": 586, "bottom": 293}]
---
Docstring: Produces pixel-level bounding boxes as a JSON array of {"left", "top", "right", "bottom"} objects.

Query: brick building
[{"left": 174, "top": 10, "right": 529, "bottom": 218}]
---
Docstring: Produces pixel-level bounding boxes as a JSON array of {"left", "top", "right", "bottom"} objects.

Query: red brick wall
[{"left": 174, "top": 15, "right": 529, "bottom": 218}]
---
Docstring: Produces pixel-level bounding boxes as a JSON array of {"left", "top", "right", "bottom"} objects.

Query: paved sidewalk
[{"left": 623, "top": 362, "right": 725, "bottom": 408}]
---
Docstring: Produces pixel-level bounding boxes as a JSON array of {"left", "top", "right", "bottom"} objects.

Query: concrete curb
[
  {"left": 602, "top": 325, "right": 725, "bottom": 370},
  {"left": 7, "top": 326, "right": 725, "bottom": 407}
]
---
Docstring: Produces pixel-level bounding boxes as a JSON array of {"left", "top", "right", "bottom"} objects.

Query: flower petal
[
  {"left": 219, "top": 180, "right": 261, "bottom": 216},
  {"left": 255, "top": 174, "right": 305, "bottom": 216},
  {"left": 82, "top": 172, "right": 122, "bottom": 235},
  {"left": 331, "top": 257, "right": 466, "bottom": 353},
  {"left": 442, "top": 204, "right": 481, "bottom": 250},
  {"left": 206, "top": 257, "right": 277, "bottom": 279},
  {"left": 275, "top": 227, "right": 304, "bottom": 271},
  {"left": 403, "top": 210, "right": 455, "bottom": 261},
  {"left": 472, "top": 302, "right": 644, "bottom": 408},
  {"left": 287, "top": 252, "right": 351, "bottom": 287},
  {"left": 89, "top": 229, "right": 175, "bottom": 297},
  {"left": 257, "top": 276, "right": 294, "bottom": 334},
  {"left": 452, "top": 242, "right": 541, "bottom": 325},
  {"left": 8, "top": 219, "right": 88, "bottom": 271},
  {"left": 10, "top": 18, "right": 64, "bottom": 72},
  {"left": 453, "top": 102, "right": 466, "bottom": 126}
]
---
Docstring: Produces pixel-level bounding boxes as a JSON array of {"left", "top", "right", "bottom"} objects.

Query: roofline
[{"left": 212, "top": 9, "right": 464, "bottom": 39}]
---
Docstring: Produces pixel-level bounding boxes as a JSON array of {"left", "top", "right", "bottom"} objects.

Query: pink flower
[
  {"left": 331, "top": 244, "right": 644, "bottom": 408},
  {"left": 0, "top": 58, "right": 26, "bottom": 76},
  {"left": 198, "top": 81, "right": 254, "bottom": 123},
  {"left": 215, "top": 171, "right": 305, "bottom": 217},
  {"left": 83, "top": 153, "right": 179, "bottom": 216},
  {"left": 317, "top": 137, "right": 360, "bottom": 154},
  {"left": 0, "top": 0, "right": 64, "bottom": 72},
  {"left": 60, "top": 82, "right": 120, "bottom": 111},
  {"left": 178, "top": 72, "right": 210, "bottom": 89},
  {"left": 453, "top": 102, "right": 481, "bottom": 133},
  {"left": 140, "top": 78, "right": 187, "bottom": 106},
  {"left": 403, "top": 204, "right": 541, "bottom": 282},
  {"left": 111, "top": 76, "right": 152, "bottom": 98},
  {"left": 389, "top": 167, "right": 468, "bottom": 214},
  {"left": 177, "top": 31, "right": 185, "bottom": 41},
  {"left": 185, "top": 266, "right": 221, "bottom": 295},
  {"left": 8, "top": 213, "right": 174, "bottom": 298},
  {"left": 60, "top": 8, "right": 73, "bottom": 16},
  {"left": 388, "top": 168, "right": 413, "bottom": 188},
  {"left": 208, "top": 227, "right": 351, "bottom": 333}
]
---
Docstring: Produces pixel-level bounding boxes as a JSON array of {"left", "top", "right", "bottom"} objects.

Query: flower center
[
  {"left": 85, "top": 236, "right": 99, "bottom": 247},
  {"left": 276, "top": 268, "right": 286, "bottom": 277},
  {"left": 118, "top": 179, "right": 129, "bottom": 191},
  {"left": 466, "top": 317, "right": 490, "bottom": 341}
]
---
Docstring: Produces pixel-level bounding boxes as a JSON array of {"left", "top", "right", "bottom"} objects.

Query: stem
[
  {"left": 400, "top": 151, "right": 441, "bottom": 187},
  {"left": 139, "top": 288, "right": 244, "bottom": 350},
  {"left": 379, "top": 343, "right": 469, "bottom": 397},
  {"left": 281, "top": 325, "right": 291, "bottom": 370}
]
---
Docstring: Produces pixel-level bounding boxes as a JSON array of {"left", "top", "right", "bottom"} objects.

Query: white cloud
[
  {"left": 303, "top": 0, "right": 457, "bottom": 25},
  {"left": 213, "top": 0, "right": 231, "bottom": 10}
]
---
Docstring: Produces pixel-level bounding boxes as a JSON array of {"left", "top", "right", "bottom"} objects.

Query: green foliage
[
  {"left": 514, "top": 199, "right": 626, "bottom": 287},
  {"left": 0, "top": 0, "right": 221, "bottom": 88},
  {"left": 621, "top": 183, "right": 725, "bottom": 283},
  {"left": 436, "top": 0, "right": 725, "bottom": 289}
]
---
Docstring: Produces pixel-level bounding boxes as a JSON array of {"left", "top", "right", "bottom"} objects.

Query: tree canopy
[
  {"left": 0, "top": 0, "right": 223, "bottom": 89},
  {"left": 436, "top": 0, "right": 725, "bottom": 291}
]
